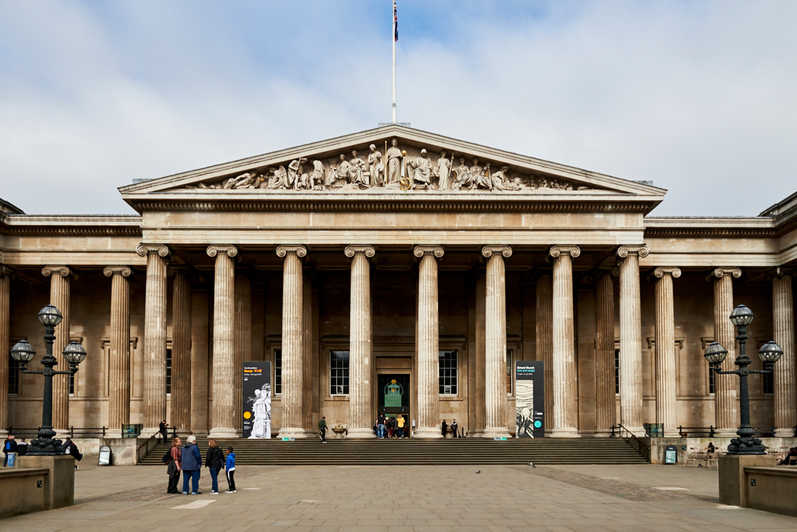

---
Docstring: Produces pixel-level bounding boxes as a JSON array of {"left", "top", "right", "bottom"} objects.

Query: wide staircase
[{"left": 139, "top": 437, "right": 648, "bottom": 465}]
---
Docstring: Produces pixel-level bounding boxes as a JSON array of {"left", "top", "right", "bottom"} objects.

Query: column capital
[
  {"left": 42, "top": 265, "right": 71, "bottom": 278},
  {"left": 711, "top": 267, "right": 741, "bottom": 280},
  {"left": 136, "top": 243, "right": 170, "bottom": 258},
  {"left": 0, "top": 265, "right": 12, "bottom": 277},
  {"left": 207, "top": 245, "right": 239, "bottom": 258},
  {"left": 549, "top": 245, "right": 581, "bottom": 259},
  {"left": 481, "top": 245, "right": 512, "bottom": 259},
  {"left": 774, "top": 266, "right": 794, "bottom": 279},
  {"left": 413, "top": 245, "right": 444, "bottom": 259},
  {"left": 103, "top": 266, "right": 132, "bottom": 278},
  {"left": 275, "top": 245, "right": 307, "bottom": 258},
  {"left": 344, "top": 245, "right": 376, "bottom": 258},
  {"left": 653, "top": 267, "right": 682, "bottom": 279},
  {"left": 617, "top": 245, "right": 649, "bottom": 259}
]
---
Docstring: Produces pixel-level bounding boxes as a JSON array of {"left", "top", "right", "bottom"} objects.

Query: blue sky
[{"left": 1, "top": 0, "right": 795, "bottom": 215}]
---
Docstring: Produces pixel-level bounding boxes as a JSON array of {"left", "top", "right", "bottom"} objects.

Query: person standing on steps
[
  {"left": 3, "top": 434, "right": 17, "bottom": 467},
  {"left": 205, "top": 439, "right": 224, "bottom": 495},
  {"left": 451, "top": 419, "right": 459, "bottom": 439},
  {"left": 396, "top": 414, "right": 405, "bottom": 438},
  {"left": 319, "top": 416, "right": 328, "bottom": 443},
  {"left": 181, "top": 435, "right": 202, "bottom": 495},
  {"left": 159, "top": 420, "right": 168, "bottom": 442},
  {"left": 441, "top": 419, "right": 448, "bottom": 439},
  {"left": 166, "top": 437, "right": 182, "bottom": 494},
  {"left": 225, "top": 447, "right": 237, "bottom": 493}
]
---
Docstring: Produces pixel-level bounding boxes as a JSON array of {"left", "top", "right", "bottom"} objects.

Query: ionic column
[
  {"left": 535, "top": 274, "right": 553, "bottom": 433},
  {"left": 207, "top": 245, "right": 238, "bottom": 437},
  {"left": 234, "top": 273, "right": 252, "bottom": 432},
  {"left": 654, "top": 267, "right": 681, "bottom": 437},
  {"left": 482, "top": 245, "right": 513, "bottom": 438},
  {"left": 413, "top": 245, "right": 444, "bottom": 438},
  {"left": 135, "top": 244, "right": 169, "bottom": 433},
  {"left": 713, "top": 267, "right": 741, "bottom": 436},
  {"left": 594, "top": 272, "right": 615, "bottom": 436},
  {"left": 549, "top": 246, "right": 580, "bottom": 437},
  {"left": 345, "top": 245, "right": 376, "bottom": 438},
  {"left": 772, "top": 272, "right": 795, "bottom": 437},
  {"left": 42, "top": 265, "right": 72, "bottom": 432},
  {"left": 0, "top": 267, "right": 11, "bottom": 436},
  {"left": 170, "top": 269, "right": 192, "bottom": 432},
  {"left": 617, "top": 245, "right": 649, "bottom": 435},
  {"left": 276, "top": 245, "right": 309, "bottom": 438},
  {"left": 103, "top": 266, "right": 132, "bottom": 428}
]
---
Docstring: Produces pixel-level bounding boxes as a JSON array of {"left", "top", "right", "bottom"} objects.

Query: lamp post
[
  {"left": 703, "top": 304, "right": 783, "bottom": 455},
  {"left": 9, "top": 304, "right": 87, "bottom": 455}
]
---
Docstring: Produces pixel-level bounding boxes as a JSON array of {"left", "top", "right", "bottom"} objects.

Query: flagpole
[{"left": 392, "top": 0, "right": 397, "bottom": 123}]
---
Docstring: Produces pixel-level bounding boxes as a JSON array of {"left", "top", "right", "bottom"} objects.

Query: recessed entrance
[{"left": 377, "top": 373, "right": 410, "bottom": 418}]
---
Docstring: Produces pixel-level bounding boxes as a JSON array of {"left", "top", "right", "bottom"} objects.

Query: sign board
[
  {"left": 98, "top": 445, "right": 111, "bottom": 466},
  {"left": 664, "top": 445, "right": 678, "bottom": 465},
  {"left": 384, "top": 379, "right": 404, "bottom": 408},
  {"left": 515, "top": 361, "right": 545, "bottom": 438},
  {"left": 242, "top": 361, "right": 272, "bottom": 439},
  {"left": 121, "top": 423, "right": 142, "bottom": 439}
]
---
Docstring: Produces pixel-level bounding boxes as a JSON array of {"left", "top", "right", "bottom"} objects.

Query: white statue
[
  {"left": 287, "top": 158, "right": 307, "bottom": 189},
  {"left": 453, "top": 158, "right": 471, "bottom": 190},
  {"left": 471, "top": 159, "right": 490, "bottom": 190},
  {"left": 310, "top": 160, "right": 325, "bottom": 189},
  {"left": 386, "top": 138, "right": 403, "bottom": 184},
  {"left": 436, "top": 152, "right": 451, "bottom": 191},
  {"left": 350, "top": 150, "right": 368, "bottom": 188},
  {"left": 409, "top": 148, "right": 432, "bottom": 189},
  {"left": 368, "top": 144, "right": 384, "bottom": 186},
  {"left": 335, "top": 153, "right": 351, "bottom": 184},
  {"left": 249, "top": 383, "right": 272, "bottom": 439}
]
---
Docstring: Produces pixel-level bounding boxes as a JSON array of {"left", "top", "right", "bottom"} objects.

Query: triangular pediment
[{"left": 119, "top": 125, "right": 665, "bottom": 204}]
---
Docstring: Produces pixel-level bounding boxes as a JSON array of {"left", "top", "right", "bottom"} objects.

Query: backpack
[{"left": 162, "top": 449, "right": 172, "bottom": 464}]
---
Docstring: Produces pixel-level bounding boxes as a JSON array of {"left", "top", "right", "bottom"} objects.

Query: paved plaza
[{"left": 3, "top": 460, "right": 797, "bottom": 531}]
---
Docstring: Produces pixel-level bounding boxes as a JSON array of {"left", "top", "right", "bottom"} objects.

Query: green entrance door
[{"left": 377, "top": 374, "right": 410, "bottom": 417}]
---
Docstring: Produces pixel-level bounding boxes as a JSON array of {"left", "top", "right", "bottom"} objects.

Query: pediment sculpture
[{"left": 179, "top": 138, "right": 588, "bottom": 193}]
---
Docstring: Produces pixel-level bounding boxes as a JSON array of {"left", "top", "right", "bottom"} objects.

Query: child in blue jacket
[{"left": 225, "top": 447, "right": 237, "bottom": 493}]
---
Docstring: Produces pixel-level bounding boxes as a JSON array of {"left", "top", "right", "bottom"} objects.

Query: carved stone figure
[
  {"left": 334, "top": 154, "right": 351, "bottom": 185},
  {"left": 224, "top": 172, "right": 256, "bottom": 189},
  {"left": 265, "top": 166, "right": 288, "bottom": 189},
  {"left": 491, "top": 165, "right": 513, "bottom": 191},
  {"left": 452, "top": 158, "right": 470, "bottom": 190},
  {"left": 386, "top": 138, "right": 403, "bottom": 184},
  {"left": 409, "top": 148, "right": 432, "bottom": 189},
  {"left": 368, "top": 144, "right": 384, "bottom": 186},
  {"left": 436, "top": 152, "right": 451, "bottom": 191},
  {"left": 310, "top": 160, "right": 325, "bottom": 190},
  {"left": 350, "top": 150, "right": 368, "bottom": 188},
  {"left": 471, "top": 159, "right": 490, "bottom": 190}
]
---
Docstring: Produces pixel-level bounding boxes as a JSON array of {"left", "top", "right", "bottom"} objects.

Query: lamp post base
[
  {"left": 26, "top": 437, "right": 65, "bottom": 456},
  {"left": 726, "top": 436, "right": 767, "bottom": 455}
]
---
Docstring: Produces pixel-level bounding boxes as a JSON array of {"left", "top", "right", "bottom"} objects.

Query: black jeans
[
  {"left": 320, "top": 428, "right": 326, "bottom": 442},
  {"left": 167, "top": 470, "right": 180, "bottom": 493},
  {"left": 226, "top": 470, "right": 236, "bottom": 491}
]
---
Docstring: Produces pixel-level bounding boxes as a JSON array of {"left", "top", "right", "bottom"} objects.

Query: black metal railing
[
  {"left": 6, "top": 426, "right": 107, "bottom": 438},
  {"left": 612, "top": 424, "right": 651, "bottom": 462},
  {"left": 678, "top": 425, "right": 716, "bottom": 438}
]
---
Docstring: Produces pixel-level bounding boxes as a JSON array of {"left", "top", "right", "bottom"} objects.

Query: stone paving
[{"left": 3, "top": 460, "right": 797, "bottom": 531}]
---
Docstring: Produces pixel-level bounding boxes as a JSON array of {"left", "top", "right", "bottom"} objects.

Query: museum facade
[{"left": 0, "top": 124, "right": 794, "bottom": 439}]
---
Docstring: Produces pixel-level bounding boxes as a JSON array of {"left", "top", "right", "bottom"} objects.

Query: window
[
  {"left": 439, "top": 350, "right": 457, "bottom": 395},
  {"left": 274, "top": 349, "right": 282, "bottom": 395},
  {"left": 8, "top": 355, "right": 20, "bottom": 395},
  {"left": 506, "top": 349, "right": 513, "bottom": 394},
  {"left": 330, "top": 350, "right": 349, "bottom": 395},
  {"left": 762, "top": 362, "right": 774, "bottom": 394},
  {"left": 614, "top": 348, "right": 620, "bottom": 394},
  {"left": 165, "top": 347, "right": 173, "bottom": 394}
]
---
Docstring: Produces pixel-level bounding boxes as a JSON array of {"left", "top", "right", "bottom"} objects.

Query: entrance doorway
[{"left": 377, "top": 373, "right": 410, "bottom": 419}]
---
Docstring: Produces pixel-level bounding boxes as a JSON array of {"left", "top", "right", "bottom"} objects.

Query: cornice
[
  {"left": 1, "top": 215, "right": 142, "bottom": 236},
  {"left": 644, "top": 217, "right": 778, "bottom": 238}
]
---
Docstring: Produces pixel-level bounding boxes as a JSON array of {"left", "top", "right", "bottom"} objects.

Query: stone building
[{"left": 0, "top": 125, "right": 794, "bottom": 439}]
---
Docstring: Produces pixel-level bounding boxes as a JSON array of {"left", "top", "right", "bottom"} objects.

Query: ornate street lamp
[
  {"left": 703, "top": 304, "right": 783, "bottom": 455},
  {"left": 10, "top": 305, "right": 87, "bottom": 455}
]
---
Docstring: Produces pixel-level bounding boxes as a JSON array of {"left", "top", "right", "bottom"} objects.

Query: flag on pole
[{"left": 393, "top": 0, "right": 398, "bottom": 41}]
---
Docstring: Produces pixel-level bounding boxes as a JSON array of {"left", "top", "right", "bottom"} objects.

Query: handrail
[
  {"left": 136, "top": 431, "right": 161, "bottom": 462},
  {"left": 678, "top": 425, "right": 716, "bottom": 437},
  {"left": 7, "top": 426, "right": 107, "bottom": 438},
  {"left": 613, "top": 423, "right": 651, "bottom": 462}
]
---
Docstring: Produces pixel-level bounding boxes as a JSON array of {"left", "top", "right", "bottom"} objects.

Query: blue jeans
[
  {"left": 378, "top": 424, "right": 385, "bottom": 438},
  {"left": 182, "top": 470, "right": 200, "bottom": 493},
  {"left": 209, "top": 468, "right": 220, "bottom": 492}
]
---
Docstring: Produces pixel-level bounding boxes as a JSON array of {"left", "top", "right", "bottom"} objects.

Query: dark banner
[
  {"left": 242, "top": 361, "right": 271, "bottom": 439},
  {"left": 515, "top": 360, "right": 544, "bottom": 438}
]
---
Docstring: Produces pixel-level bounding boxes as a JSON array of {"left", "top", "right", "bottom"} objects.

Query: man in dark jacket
[
  {"left": 205, "top": 439, "right": 225, "bottom": 494},
  {"left": 3, "top": 435, "right": 18, "bottom": 466},
  {"left": 181, "top": 435, "right": 202, "bottom": 495},
  {"left": 62, "top": 438, "right": 83, "bottom": 469},
  {"left": 159, "top": 420, "right": 168, "bottom": 442}
]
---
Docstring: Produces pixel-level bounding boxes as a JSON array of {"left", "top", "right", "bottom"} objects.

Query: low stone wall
[
  {"left": 744, "top": 466, "right": 797, "bottom": 516},
  {"left": 0, "top": 467, "right": 49, "bottom": 517},
  {"left": 649, "top": 437, "right": 797, "bottom": 466}
]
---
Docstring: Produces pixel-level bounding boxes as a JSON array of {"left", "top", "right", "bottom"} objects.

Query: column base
[
  {"left": 774, "top": 428, "right": 795, "bottom": 438},
  {"left": 347, "top": 428, "right": 376, "bottom": 439},
  {"left": 549, "top": 427, "right": 580, "bottom": 438},
  {"left": 481, "top": 427, "right": 513, "bottom": 439},
  {"left": 208, "top": 427, "right": 239, "bottom": 439},
  {"left": 278, "top": 427, "right": 313, "bottom": 439},
  {"left": 413, "top": 427, "right": 442, "bottom": 439}
]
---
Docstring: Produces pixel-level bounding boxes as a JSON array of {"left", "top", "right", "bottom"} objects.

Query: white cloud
[{"left": 0, "top": 0, "right": 794, "bottom": 215}]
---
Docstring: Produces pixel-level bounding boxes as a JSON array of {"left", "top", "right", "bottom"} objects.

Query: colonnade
[{"left": 0, "top": 249, "right": 794, "bottom": 439}]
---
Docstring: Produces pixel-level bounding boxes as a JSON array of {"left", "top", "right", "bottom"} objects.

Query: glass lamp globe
[
  {"left": 10, "top": 339, "right": 35, "bottom": 363},
  {"left": 37, "top": 304, "right": 63, "bottom": 328},
  {"left": 758, "top": 341, "right": 783, "bottom": 364},
  {"left": 704, "top": 341, "right": 728, "bottom": 366},
  {"left": 62, "top": 340, "right": 87, "bottom": 366},
  {"left": 729, "top": 304, "right": 755, "bottom": 327}
]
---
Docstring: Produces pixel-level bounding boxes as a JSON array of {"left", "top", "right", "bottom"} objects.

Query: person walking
[
  {"left": 205, "top": 439, "right": 224, "bottom": 495},
  {"left": 441, "top": 419, "right": 448, "bottom": 439},
  {"left": 377, "top": 414, "right": 386, "bottom": 439},
  {"left": 181, "top": 435, "right": 202, "bottom": 495},
  {"left": 451, "top": 419, "right": 459, "bottom": 439},
  {"left": 3, "top": 435, "right": 17, "bottom": 467},
  {"left": 397, "top": 414, "right": 405, "bottom": 438},
  {"left": 159, "top": 420, "right": 168, "bottom": 442},
  {"left": 225, "top": 446, "right": 237, "bottom": 493},
  {"left": 319, "top": 416, "right": 328, "bottom": 443},
  {"left": 166, "top": 437, "right": 182, "bottom": 494}
]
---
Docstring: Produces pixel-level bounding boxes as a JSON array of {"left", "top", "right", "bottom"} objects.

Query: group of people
[
  {"left": 374, "top": 413, "right": 409, "bottom": 439},
  {"left": 3, "top": 434, "right": 83, "bottom": 468},
  {"left": 164, "top": 435, "right": 236, "bottom": 495},
  {"left": 441, "top": 419, "right": 462, "bottom": 438}
]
